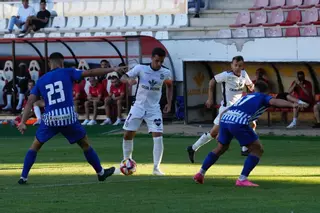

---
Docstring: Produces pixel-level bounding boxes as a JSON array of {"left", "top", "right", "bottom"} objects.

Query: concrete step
[{"left": 190, "top": 17, "right": 234, "bottom": 27}]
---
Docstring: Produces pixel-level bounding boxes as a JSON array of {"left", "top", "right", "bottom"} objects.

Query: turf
[{"left": 0, "top": 134, "right": 319, "bottom": 213}]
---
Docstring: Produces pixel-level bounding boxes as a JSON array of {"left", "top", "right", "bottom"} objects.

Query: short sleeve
[
  {"left": 30, "top": 83, "right": 40, "bottom": 97},
  {"left": 120, "top": 83, "right": 126, "bottom": 94},
  {"left": 46, "top": 10, "right": 51, "bottom": 19},
  {"left": 214, "top": 72, "right": 227, "bottom": 83},
  {"left": 31, "top": 8, "right": 36, "bottom": 16},
  {"left": 126, "top": 65, "right": 141, "bottom": 78},
  {"left": 165, "top": 70, "right": 172, "bottom": 80},
  {"left": 264, "top": 94, "right": 273, "bottom": 107},
  {"left": 244, "top": 71, "right": 253, "bottom": 86},
  {"left": 70, "top": 68, "right": 83, "bottom": 81}
]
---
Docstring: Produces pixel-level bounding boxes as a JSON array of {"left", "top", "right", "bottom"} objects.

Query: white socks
[
  {"left": 192, "top": 133, "right": 213, "bottom": 151},
  {"left": 153, "top": 136, "right": 164, "bottom": 170},
  {"left": 242, "top": 146, "right": 248, "bottom": 152},
  {"left": 5, "top": 94, "right": 12, "bottom": 108},
  {"left": 16, "top": 93, "right": 25, "bottom": 110},
  {"left": 123, "top": 139, "right": 133, "bottom": 159},
  {"left": 34, "top": 106, "right": 42, "bottom": 120},
  {"left": 238, "top": 175, "right": 247, "bottom": 181}
]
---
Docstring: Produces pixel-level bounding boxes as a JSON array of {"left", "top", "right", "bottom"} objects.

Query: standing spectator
[
  {"left": 18, "top": 0, "right": 51, "bottom": 38},
  {"left": 73, "top": 80, "right": 86, "bottom": 113},
  {"left": 82, "top": 77, "right": 104, "bottom": 126},
  {"left": 100, "top": 74, "right": 125, "bottom": 126},
  {"left": 8, "top": 0, "right": 35, "bottom": 33},
  {"left": 98, "top": 60, "right": 111, "bottom": 83},
  {"left": 287, "top": 71, "right": 313, "bottom": 128}
]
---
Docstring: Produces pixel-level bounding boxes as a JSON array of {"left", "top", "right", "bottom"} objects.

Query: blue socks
[
  {"left": 200, "top": 152, "right": 219, "bottom": 175},
  {"left": 241, "top": 154, "right": 260, "bottom": 177},
  {"left": 21, "top": 149, "right": 37, "bottom": 179},
  {"left": 84, "top": 147, "right": 103, "bottom": 174}
]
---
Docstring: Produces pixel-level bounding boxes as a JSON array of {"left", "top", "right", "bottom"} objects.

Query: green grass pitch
[{"left": 0, "top": 134, "right": 319, "bottom": 213}]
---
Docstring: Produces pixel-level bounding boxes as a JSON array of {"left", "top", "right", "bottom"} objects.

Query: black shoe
[
  {"left": 312, "top": 123, "right": 320, "bottom": 128},
  {"left": 187, "top": 146, "right": 195, "bottom": 163},
  {"left": 193, "top": 13, "right": 200, "bottom": 18},
  {"left": 241, "top": 150, "right": 249, "bottom": 156},
  {"left": 98, "top": 167, "right": 115, "bottom": 181},
  {"left": 18, "top": 178, "right": 27, "bottom": 185}
]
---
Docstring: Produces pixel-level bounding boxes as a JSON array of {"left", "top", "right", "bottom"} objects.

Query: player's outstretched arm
[
  {"left": 269, "top": 98, "right": 296, "bottom": 108},
  {"left": 82, "top": 67, "right": 126, "bottom": 78}
]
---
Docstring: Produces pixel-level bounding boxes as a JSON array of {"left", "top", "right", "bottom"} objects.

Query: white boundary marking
[{"left": 6, "top": 176, "right": 173, "bottom": 190}]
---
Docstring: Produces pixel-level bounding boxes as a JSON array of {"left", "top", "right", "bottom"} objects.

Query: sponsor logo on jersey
[{"left": 141, "top": 79, "right": 160, "bottom": 91}]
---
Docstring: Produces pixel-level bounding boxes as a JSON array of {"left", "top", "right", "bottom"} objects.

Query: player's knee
[
  {"left": 30, "top": 138, "right": 43, "bottom": 152},
  {"left": 84, "top": 101, "right": 89, "bottom": 107},
  {"left": 116, "top": 99, "right": 122, "bottom": 105},
  {"left": 313, "top": 104, "right": 319, "bottom": 111},
  {"left": 124, "top": 131, "right": 134, "bottom": 140},
  {"left": 77, "top": 136, "right": 90, "bottom": 150}
]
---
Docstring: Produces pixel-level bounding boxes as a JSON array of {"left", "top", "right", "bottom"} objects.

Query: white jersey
[
  {"left": 126, "top": 64, "right": 171, "bottom": 110},
  {"left": 215, "top": 70, "right": 253, "bottom": 107}
]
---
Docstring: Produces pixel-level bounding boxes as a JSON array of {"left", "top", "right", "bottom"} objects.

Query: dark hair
[
  {"left": 100, "top": 60, "right": 109, "bottom": 64},
  {"left": 255, "top": 80, "right": 269, "bottom": 93},
  {"left": 28, "top": 79, "right": 35, "bottom": 85},
  {"left": 40, "top": 0, "right": 46, "bottom": 3},
  {"left": 152, "top": 47, "right": 166, "bottom": 57},
  {"left": 49, "top": 52, "right": 64, "bottom": 60},
  {"left": 118, "top": 62, "right": 126, "bottom": 67},
  {"left": 232, "top": 56, "right": 244, "bottom": 63},
  {"left": 297, "top": 71, "right": 305, "bottom": 76}
]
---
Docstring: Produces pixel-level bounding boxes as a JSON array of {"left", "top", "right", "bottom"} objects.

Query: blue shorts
[
  {"left": 36, "top": 121, "right": 86, "bottom": 144},
  {"left": 218, "top": 122, "right": 258, "bottom": 146}
]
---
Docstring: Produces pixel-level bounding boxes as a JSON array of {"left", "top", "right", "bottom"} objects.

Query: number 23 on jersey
[{"left": 46, "top": 81, "right": 65, "bottom": 106}]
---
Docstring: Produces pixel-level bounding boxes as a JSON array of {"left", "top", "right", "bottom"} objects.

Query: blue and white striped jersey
[
  {"left": 31, "top": 68, "right": 83, "bottom": 126},
  {"left": 220, "top": 92, "right": 273, "bottom": 125}
]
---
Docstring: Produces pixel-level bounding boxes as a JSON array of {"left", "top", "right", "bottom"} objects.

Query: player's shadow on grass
[{"left": 1, "top": 174, "right": 320, "bottom": 213}]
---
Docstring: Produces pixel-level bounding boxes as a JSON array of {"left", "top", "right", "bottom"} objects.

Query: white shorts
[
  {"left": 213, "top": 106, "right": 229, "bottom": 125},
  {"left": 123, "top": 106, "right": 163, "bottom": 133}
]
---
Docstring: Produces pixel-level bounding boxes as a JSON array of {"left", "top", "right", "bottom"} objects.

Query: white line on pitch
[{"left": 5, "top": 176, "right": 173, "bottom": 190}]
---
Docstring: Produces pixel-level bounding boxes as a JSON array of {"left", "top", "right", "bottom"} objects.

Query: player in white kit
[
  {"left": 187, "top": 56, "right": 254, "bottom": 163},
  {"left": 120, "top": 47, "right": 173, "bottom": 175}
]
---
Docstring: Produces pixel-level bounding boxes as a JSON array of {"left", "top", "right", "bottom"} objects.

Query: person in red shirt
[
  {"left": 287, "top": 71, "right": 313, "bottom": 128},
  {"left": 82, "top": 77, "right": 104, "bottom": 126},
  {"left": 100, "top": 75, "right": 126, "bottom": 126},
  {"left": 73, "top": 79, "right": 87, "bottom": 112}
]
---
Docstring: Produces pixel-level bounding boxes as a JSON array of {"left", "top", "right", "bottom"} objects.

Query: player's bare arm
[
  {"left": 82, "top": 67, "right": 127, "bottom": 78},
  {"left": 206, "top": 78, "right": 216, "bottom": 108},
  {"left": 120, "top": 74, "right": 134, "bottom": 84},
  {"left": 288, "top": 82, "right": 296, "bottom": 94},
  {"left": 163, "top": 80, "right": 173, "bottom": 113},
  {"left": 247, "top": 83, "right": 255, "bottom": 92},
  {"left": 17, "top": 94, "right": 38, "bottom": 134},
  {"left": 269, "top": 98, "right": 297, "bottom": 108}
]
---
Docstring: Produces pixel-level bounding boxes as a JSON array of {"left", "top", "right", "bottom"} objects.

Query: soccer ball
[{"left": 120, "top": 158, "right": 137, "bottom": 176}]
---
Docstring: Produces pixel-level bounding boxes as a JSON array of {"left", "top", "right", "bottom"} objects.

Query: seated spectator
[
  {"left": 100, "top": 75, "right": 126, "bottom": 126},
  {"left": 16, "top": 63, "right": 30, "bottom": 110},
  {"left": 82, "top": 77, "right": 104, "bottom": 126},
  {"left": 194, "top": 0, "right": 201, "bottom": 18},
  {"left": 312, "top": 103, "right": 320, "bottom": 128},
  {"left": 18, "top": 0, "right": 51, "bottom": 38},
  {"left": 252, "top": 68, "right": 269, "bottom": 84},
  {"left": 73, "top": 80, "right": 86, "bottom": 113},
  {"left": 14, "top": 80, "right": 44, "bottom": 126},
  {"left": 8, "top": 0, "right": 35, "bottom": 33},
  {"left": 287, "top": 71, "right": 313, "bottom": 129}
]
